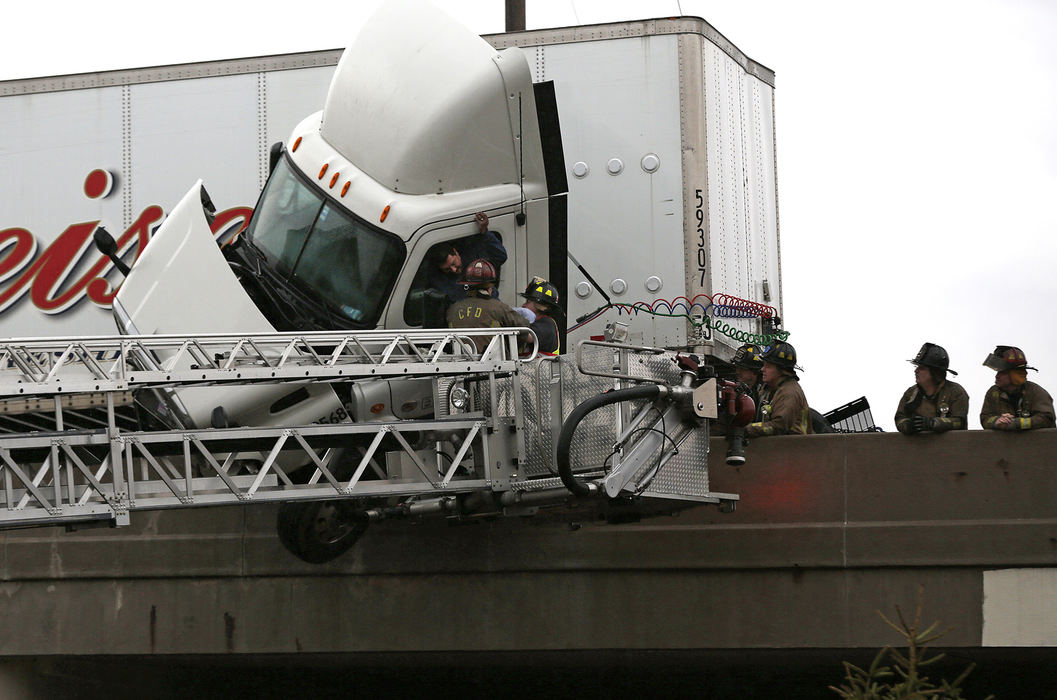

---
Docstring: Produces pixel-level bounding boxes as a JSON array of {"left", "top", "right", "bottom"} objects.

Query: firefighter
[
  {"left": 732, "top": 343, "right": 766, "bottom": 416},
  {"left": 895, "top": 342, "right": 969, "bottom": 434},
  {"left": 446, "top": 259, "right": 527, "bottom": 353},
  {"left": 720, "top": 343, "right": 766, "bottom": 462},
  {"left": 517, "top": 276, "right": 563, "bottom": 355},
  {"left": 980, "top": 346, "right": 1055, "bottom": 431},
  {"left": 744, "top": 341, "right": 814, "bottom": 437}
]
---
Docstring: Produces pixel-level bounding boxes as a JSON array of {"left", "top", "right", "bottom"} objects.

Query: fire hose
[{"left": 555, "top": 384, "right": 667, "bottom": 497}]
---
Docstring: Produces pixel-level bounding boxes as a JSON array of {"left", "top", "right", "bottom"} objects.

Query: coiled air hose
[{"left": 556, "top": 384, "right": 665, "bottom": 496}]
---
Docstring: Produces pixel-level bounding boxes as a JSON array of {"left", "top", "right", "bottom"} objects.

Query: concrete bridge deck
[{"left": 1, "top": 430, "right": 1056, "bottom": 695}]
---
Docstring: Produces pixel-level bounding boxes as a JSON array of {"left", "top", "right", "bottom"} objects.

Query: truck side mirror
[{"left": 92, "top": 226, "right": 131, "bottom": 277}]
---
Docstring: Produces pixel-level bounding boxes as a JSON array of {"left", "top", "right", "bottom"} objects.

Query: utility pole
[{"left": 505, "top": 0, "right": 525, "bottom": 31}]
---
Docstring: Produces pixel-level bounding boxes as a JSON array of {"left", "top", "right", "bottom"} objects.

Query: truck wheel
[{"left": 276, "top": 501, "right": 368, "bottom": 564}]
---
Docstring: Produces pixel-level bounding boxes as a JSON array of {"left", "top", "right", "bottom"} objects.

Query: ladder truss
[{"left": 0, "top": 329, "right": 531, "bottom": 528}]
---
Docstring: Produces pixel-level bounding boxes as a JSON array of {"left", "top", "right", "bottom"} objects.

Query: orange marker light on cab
[
  {"left": 292, "top": 137, "right": 302, "bottom": 152},
  {"left": 318, "top": 164, "right": 328, "bottom": 179},
  {"left": 380, "top": 205, "right": 391, "bottom": 223}
]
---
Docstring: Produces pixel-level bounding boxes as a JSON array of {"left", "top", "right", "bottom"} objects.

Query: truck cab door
[{"left": 390, "top": 210, "right": 526, "bottom": 330}]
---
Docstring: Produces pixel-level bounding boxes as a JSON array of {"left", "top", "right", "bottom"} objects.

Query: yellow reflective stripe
[{"left": 1018, "top": 417, "right": 1031, "bottom": 430}]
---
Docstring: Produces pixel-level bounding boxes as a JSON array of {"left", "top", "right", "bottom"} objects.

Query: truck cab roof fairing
[{"left": 321, "top": 0, "right": 546, "bottom": 197}]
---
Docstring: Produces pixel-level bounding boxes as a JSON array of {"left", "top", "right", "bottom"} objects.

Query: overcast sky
[{"left": 3, "top": 0, "right": 1056, "bottom": 430}]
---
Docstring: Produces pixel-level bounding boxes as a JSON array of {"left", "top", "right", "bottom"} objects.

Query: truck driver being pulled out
[{"left": 427, "top": 211, "right": 507, "bottom": 306}]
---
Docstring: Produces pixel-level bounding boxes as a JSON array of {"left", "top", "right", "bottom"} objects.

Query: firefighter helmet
[
  {"left": 520, "top": 276, "right": 560, "bottom": 309},
  {"left": 909, "top": 342, "right": 956, "bottom": 375},
  {"left": 760, "top": 341, "right": 799, "bottom": 371},
  {"left": 460, "top": 259, "right": 498, "bottom": 289},
  {"left": 983, "top": 345, "right": 1036, "bottom": 372},
  {"left": 732, "top": 344, "right": 764, "bottom": 371}
]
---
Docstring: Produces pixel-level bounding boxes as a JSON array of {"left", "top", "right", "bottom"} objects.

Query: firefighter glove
[
  {"left": 911, "top": 415, "right": 932, "bottom": 433},
  {"left": 513, "top": 306, "right": 536, "bottom": 323}
]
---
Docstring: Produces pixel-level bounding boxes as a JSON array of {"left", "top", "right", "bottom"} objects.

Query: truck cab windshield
[{"left": 243, "top": 157, "right": 404, "bottom": 326}]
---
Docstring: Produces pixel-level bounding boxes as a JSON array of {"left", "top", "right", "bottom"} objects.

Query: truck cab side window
[{"left": 404, "top": 239, "right": 458, "bottom": 328}]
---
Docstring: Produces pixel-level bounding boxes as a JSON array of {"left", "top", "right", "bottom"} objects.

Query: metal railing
[
  {"left": 0, "top": 328, "right": 536, "bottom": 393},
  {"left": 0, "top": 328, "right": 531, "bottom": 529}
]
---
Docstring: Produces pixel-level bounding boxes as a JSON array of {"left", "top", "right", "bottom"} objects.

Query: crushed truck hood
[
  {"left": 116, "top": 181, "right": 273, "bottom": 336},
  {"left": 114, "top": 182, "right": 343, "bottom": 430}
]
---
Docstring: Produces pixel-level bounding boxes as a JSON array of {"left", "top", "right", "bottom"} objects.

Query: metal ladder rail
[
  {"left": 0, "top": 414, "right": 499, "bottom": 529},
  {"left": 0, "top": 328, "right": 536, "bottom": 395},
  {"left": 0, "top": 328, "right": 531, "bottom": 529},
  {"left": 0, "top": 327, "right": 524, "bottom": 515}
]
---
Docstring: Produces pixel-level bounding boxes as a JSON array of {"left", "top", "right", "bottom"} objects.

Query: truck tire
[{"left": 277, "top": 500, "right": 368, "bottom": 564}]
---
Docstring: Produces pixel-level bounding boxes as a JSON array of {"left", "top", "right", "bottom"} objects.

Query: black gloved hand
[{"left": 911, "top": 415, "right": 931, "bottom": 433}]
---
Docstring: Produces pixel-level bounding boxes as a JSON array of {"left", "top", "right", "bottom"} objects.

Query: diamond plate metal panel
[
  {"left": 637, "top": 419, "right": 712, "bottom": 499},
  {"left": 476, "top": 374, "right": 515, "bottom": 420},
  {"left": 624, "top": 348, "right": 682, "bottom": 384},
  {"left": 482, "top": 361, "right": 550, "bottom": 478},
  {"left": 510, "top": 347, "right": 715, "bottom": 500},
  {"left": 562, "top": 359, "right": 619, "bottom": 472},
  {"left": 621, "top": 349, "right": 713, "bottom": 498},
  {"left": 509, "top": 355, "right": 620, "bottom": 478},
  {"left": 515, "top": 360, "right": 558, "bottom": 478}
]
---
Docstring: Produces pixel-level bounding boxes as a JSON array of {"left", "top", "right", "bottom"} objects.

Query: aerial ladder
[{"left": 0, "top": 327, "right": 748, "bottom": 562}]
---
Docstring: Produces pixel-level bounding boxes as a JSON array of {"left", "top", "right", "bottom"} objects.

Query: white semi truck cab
[
  {"left": 116, "top": 0, "right": 562, "bottom": 340},
  {"left": 230, "top": 0, "right": 566, "bottom": 334}
]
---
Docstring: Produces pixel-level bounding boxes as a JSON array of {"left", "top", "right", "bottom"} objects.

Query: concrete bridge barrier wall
[{"left": 0, "top": 430, "right": 1054, "bottom": 655}]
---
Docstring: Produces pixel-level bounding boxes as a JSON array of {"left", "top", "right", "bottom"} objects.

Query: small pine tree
[{"left": 829, "top": 586, "right": 994, "bottom": 700}]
